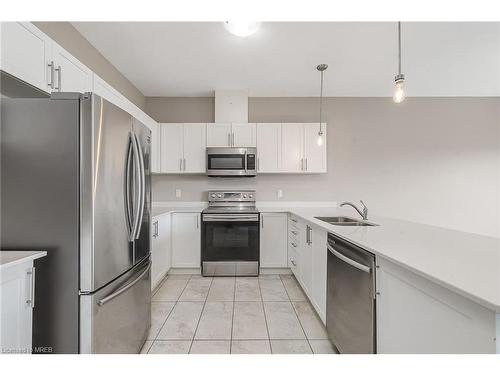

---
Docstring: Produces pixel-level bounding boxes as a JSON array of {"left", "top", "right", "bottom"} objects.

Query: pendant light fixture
[
  {"left": 393, "top": 21, "right": 406, "bottom": 103},
  {"left": 316, "top": 63, "right": 328, "bottom": 146}
]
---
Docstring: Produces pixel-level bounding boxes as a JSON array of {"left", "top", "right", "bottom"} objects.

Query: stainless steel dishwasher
[{"left": 326, "top": 233, "right": 376, "bottom": 354}]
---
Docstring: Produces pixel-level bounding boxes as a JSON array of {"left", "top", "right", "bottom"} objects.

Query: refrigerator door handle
[
  {"left": 124, "top": 135, "right": 134, "bottom": 240},
  {"left": 130, "top": 132, "right": 142, "bottom": 242},
  {"left": 133, "top": 132, "right": 146, "bottom": 240},
  {"left": 97, "top": 261, "right": 151, "bottom": 306}
]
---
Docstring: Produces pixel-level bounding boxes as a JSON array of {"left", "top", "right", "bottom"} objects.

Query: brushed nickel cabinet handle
[{"left": 47, "top": 61, "right": 55, "bottom": 88}]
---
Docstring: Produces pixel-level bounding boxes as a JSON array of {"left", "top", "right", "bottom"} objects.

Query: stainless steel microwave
[{"left": 206, "top": 147, "right": 257, "bottom": 177}]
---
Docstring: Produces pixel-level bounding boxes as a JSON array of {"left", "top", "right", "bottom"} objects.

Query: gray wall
[
  {"left": 148, "top": 97, "right": 500, "bottom": 237},
  {"left": 33, "top": 22, "right": 146, "bottom": 110}
]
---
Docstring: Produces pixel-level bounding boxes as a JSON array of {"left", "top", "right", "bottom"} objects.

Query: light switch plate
[
  {"left": 175, "top": 189, "right": 182, "bottom": 198},
  {"left": 277, "top": 189, "right": 283, "bottom": 199}
]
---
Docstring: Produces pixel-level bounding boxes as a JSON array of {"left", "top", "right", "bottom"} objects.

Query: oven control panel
[{"left": 208, "top": 190, "right": 256, "bottom": 202}]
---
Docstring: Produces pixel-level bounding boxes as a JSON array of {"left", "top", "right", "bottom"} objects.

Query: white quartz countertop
[
  {"left": 0, "top": 251, "right": 47, "bottom": 270},
  {"left": 261, "top": 205, "right": 500, "bottom": 313},
  {"left": 152, "top": 204, "right": 206, "bottom": 217},
  {"left": 153, "top": 201, "right": 500, "bottom": 312}
]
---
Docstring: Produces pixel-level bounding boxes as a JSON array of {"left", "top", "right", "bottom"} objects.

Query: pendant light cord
[
  {"left": 319, "top": 69, "right": 323, "bottom": 132},
  {"left": 398, "top": 21, "right": 402, "bottom": 75}
]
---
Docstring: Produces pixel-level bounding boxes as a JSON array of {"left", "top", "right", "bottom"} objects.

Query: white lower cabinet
[
  {"left": 288, "top": 214, "right": 327, "bottom": 323},
  {"left": 311, "top": 226, "right": 327, "bottom": 323},
  {"left": 171, "top": 213, "right": 201, "bottom": 268},
  {"left": 151, "top": 214, "right": 172, "bottom": 290},
  {"left": 260, "top": 213, "right": 288, "bottom": 268},
  {"left": 376, "top": 257, "right": 497, "bottom": 354},
  {"left": 0, "top": 258, "right": 38, "bottom": 353}
]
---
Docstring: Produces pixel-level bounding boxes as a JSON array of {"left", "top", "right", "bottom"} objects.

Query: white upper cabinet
[
  {"left": 160, "top": 123, "right": 184, "bottom": 173},
  {"left": 51, "top": 43, "right": 92, "bottom": 93},
  {"left": 281, "top": 123, "right": 304, "bottom": 172},
  {"left": 206, "top": 123, "right": 231, "bottom": 147},
  {"left": 183, "top": 123, "right": 207, "bottom": 173},
  {"left": 160, "top": 123, "right": 207, "bottom": 174},
  {"left": 232, "top": 123, "right": 256, "bottom": 147},
  {"left": 256, "top": 123, "right": 281, "bottom": 173},
  {"left": 206, "top": 123, "right": 256, "bottom": 147},
  {"left": 277, "top": 123, "right": 327, "bottom": 174},
  {"left": 303, "top": 123, "right": 327, "bottom": 173},
  {"left": 1, "top": 22, "right": 51, "bottom": 92},
  {"left": 149, "top": 123, "right": 160, "bottom": 173}
]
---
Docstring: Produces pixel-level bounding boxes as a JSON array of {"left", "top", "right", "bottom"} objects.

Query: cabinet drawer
[{"left": 288, "top": 246, "right": 299, "bottom": 275}]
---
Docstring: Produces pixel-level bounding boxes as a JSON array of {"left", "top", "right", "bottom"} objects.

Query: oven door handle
[{"left": 203, "top": 214, "right": 259, "bottom": 222}]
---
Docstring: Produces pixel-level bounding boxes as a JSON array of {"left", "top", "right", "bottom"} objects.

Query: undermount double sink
[{"left": 314, "top": 216, "right": 379, "bottom": 227}]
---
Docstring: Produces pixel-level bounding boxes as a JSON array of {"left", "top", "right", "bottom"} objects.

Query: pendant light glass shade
[{"left": 393, "top": 77, "right": 405, "bottom": 103}]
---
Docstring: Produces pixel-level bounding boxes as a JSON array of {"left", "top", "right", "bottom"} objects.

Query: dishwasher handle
[{"left": 327, "top": 244, "right": 371, "bottom": 274}]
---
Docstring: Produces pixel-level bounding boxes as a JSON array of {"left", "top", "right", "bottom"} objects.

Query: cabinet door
[
  {"left": 171, "top": 213, "right": 201, "bottom": 268},
  {"left": 260, "top": 213, "right": 288, "bottom": 268},
  {"left": 150, "top": 122, "right": 160, "bottom": 173},
  {"left": 303, "top": 123, "right": 327, "bottom": 173},
  {"left": 206, "top": 123, "right": 231, "bottom": 147},
  {"left": 311, "top": 227, "right": 327, "bottom": 323},
  {"left": 52, "top": 43, "right": 92, "bottom": 93},
  {"left": 256, "top": 123, "right": 281, "bottom": 173},
  {"left": 151, "top": 219, "right": 162, "bottom": 290},
  {"left": 281, "top": 123, "right": 304, "bottom": 172},
  {"left": 232, "top": 123, "right": 256, "bottom": 147},
  {"left": 160, "top": 124, "right": 184, "bottom": 173},
  {"left": 1, "top": 22, "right": 50, "bottom": 92},
  {"left": 0, "top": 261, "right": 34, "bottom": 352},
  {"left": 151, "top": 214, "right": 172, "bottom": 290},
  {"left": 159, "top": 214, "right": 172, "bottom": 273},
  {"left": 183, "top": 123, "right": 206, "bottom": 173},
  {"left": 301, "top": 225, "right": 314, "bottom": 296}
]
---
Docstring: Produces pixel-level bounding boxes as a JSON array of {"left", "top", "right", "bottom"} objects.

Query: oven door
[
  {"left": 201, "top": 213, "right": 259, "bottom": 276},
  {"left": 206, "top": 148, "right": 247, "bottom": 176}
]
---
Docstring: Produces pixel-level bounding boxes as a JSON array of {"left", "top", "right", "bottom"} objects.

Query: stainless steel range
[{"left": 201, "top": 190, "right": 259, "bottom": 276}]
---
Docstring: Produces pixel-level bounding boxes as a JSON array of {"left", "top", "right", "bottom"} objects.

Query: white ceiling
[{"left": 72, "top": 22, "right": 499, "bottom": 97}]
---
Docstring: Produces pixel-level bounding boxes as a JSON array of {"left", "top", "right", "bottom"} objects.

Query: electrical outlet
[
  {"left": 277, "top": 189, "right": 283, "bottom": 199},
  {"left": 175, "top": 189, "right": 182, "bottom": 198}
]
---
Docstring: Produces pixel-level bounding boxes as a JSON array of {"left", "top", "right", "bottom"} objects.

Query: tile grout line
[
  {"left": 279, "top": 275, "right": 314, "bottom": 354},
  {"left": 188, "top": 276, "right": 213, "bottom": 354},
  {"left": 258, "top": 276, "right": 273, "bottom": 354},
  {"left": 148, "top": 274, "right": 193, "bottom": 354}
]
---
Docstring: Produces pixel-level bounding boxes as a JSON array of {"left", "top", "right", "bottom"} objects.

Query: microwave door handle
[{"left": 244, "top": 150, "right": 247, "bottom": 174}]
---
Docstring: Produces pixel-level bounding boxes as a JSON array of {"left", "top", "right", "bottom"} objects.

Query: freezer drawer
[{"left": 80, "top": 258, "right": 151, "bottom": 353}]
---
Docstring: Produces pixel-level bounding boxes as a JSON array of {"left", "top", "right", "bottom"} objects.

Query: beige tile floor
[{"left": 141, "top": 274, "right": 337, "bottom": 354}]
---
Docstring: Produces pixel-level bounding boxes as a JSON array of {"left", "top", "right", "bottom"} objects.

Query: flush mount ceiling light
[
  {"left": 393, "top": 21, "right": 406, "bottom": 104},
  {"left": 224, "top": 21, "right": 261, "bottom": 37},
  {"left": 316, "top": 63, "right": 328, "bottom": 146}
]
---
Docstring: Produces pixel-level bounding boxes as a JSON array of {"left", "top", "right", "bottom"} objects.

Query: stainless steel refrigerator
[{"left": 1, "top": 71, "right": 152, "bottom": 353}]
